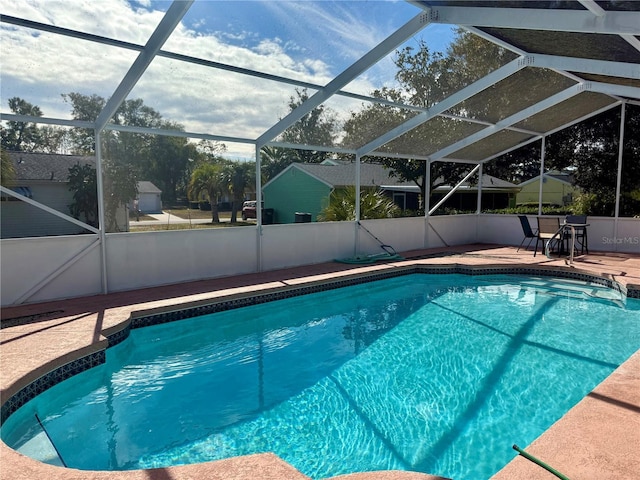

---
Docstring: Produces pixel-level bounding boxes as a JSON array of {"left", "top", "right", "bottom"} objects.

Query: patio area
[{"left": 1, "top": 244, "right": 639, "bottom": 480}]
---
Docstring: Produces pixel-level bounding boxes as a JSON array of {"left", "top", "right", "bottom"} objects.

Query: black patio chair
[{"left": 517, "top": 216, "right": 537, "bottom": 252}]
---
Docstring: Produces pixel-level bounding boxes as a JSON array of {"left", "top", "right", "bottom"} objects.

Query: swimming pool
[{"left": 2, "top": 273, "right": 639, "bottom": 479}]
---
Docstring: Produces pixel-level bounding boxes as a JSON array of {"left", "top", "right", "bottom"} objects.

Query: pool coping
[{"left": 1, "top": 246, "right": 639, "bottom": 480}]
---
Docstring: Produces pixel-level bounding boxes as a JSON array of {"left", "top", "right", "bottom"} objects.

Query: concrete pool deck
[{"left": 1, "top": 244, "right": 639, "bottom": 480}]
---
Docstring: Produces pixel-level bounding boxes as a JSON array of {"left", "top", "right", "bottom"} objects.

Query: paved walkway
[
  {"left": 1, "top": 245, "right": 639, "bottom": 480},
  {"left": 131, "top": 211, "right": 224, "bottom": 226}
]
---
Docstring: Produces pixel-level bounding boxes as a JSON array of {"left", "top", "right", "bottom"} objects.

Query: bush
[{"left": 482, "top": 205, "right": 571, "bottom": 215}]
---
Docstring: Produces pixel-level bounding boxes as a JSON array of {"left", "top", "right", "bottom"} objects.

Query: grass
[
  {"left": 129, "top": 221, "right": 254, "bottom": 232},
  {"left": 128, "top": 207, "right": 254, "bottom": 232},
  {"left": 129, "top": 213, "right": 157, "bottom": 221},
  {"left": 164, "top": 207, "right": 232, "bottom": 220}
]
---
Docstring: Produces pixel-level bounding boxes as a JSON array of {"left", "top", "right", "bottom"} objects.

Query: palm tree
[
  {"left": 260, "top": 146, "right": 293, "bottom": 181},
  {"left": 221, "top": 162, "right": 255, "bottom": 223},
  {"left": 318, "top": 186, "right": 400, "bottom": 221},
  {"left": 188, "top": 163, "right": 224, "bottom": 223}
]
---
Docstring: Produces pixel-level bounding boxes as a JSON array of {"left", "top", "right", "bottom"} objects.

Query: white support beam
[
  {"left": 105, "top": 123, "right": 255, "bottom": 145},
  {"left": 355, "top": 154, "right": 362, "bottom": 222},
  {"left": 424, "top": 159, "right": 430, "bottom": 247},
  {"left": 256, "top": 12, "right": 431, "bottom": 147},
  {"left": 95, "top": 131, "right": 108, "bottom": 294},
  {"left": 357, "top": 56, "right": 528, "bottom": 156},
  {"left": 477, "top": 100, "right": 621, "bottom": 165},
  {"left": 0, "top": 114, "right": 94, "bottom": 129},
  {"left": 621, "top": 34, "right": 640, "bottom": 54},
  {"left": 577, "top": 0, "right": 607, "bottom": 17},
  {"left": 429, "top": 84, "right": 584, "bottom": 161},
  {"left": 95, "top": 0, "right": 193, "bottom": 131},
  {"left": 463, "top": 26, "right": 528, "bottom": 56},
  {"left": 422, "top": 6, "right": 640, "bottom": 35},
  {"left": 428, "top": 164, "right": 480, "bottom": 216},
  {"left": 255, "top": 144, "right": 263, "bottom": 272},
  {"left": 589, "top": 82, "right": 640, "bottom": 100},
  {"left": 538, "top": 136, "right": 546, "bottom": 216},
  {"left": 614, "top": 103, "right": 626, "bottom": 228},
  {"left": 532, "top": 55, "right": 640, "bottom": 80},
  {"left": 266, "top": 141, "right": 357, "bottom": 156},
  {"left": 476, "top": 162, "right": 483, "bottom": 215},
  {"left": 0, "top": 14, "right": 433, "bottom": 120}
]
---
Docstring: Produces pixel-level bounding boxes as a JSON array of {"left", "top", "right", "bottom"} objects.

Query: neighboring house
[
  {"left": 431, "top": 174, "right": 522, "bottom": 212},
  {"left": 1, "top": 151, "right": 126, "bottom": 238},
  {"left": 262, "top": 163, "right": 420, "bottom": 223},
  {"left": 516, "top": 171, "right": 580, "bottom": 206},
  {"left": 131, "top": 181, "right": 162, "bottom": 214}
]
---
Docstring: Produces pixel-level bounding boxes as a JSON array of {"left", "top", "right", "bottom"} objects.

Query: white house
[{"left": 132, "top": 181, "right": 163, "bottom": 214}]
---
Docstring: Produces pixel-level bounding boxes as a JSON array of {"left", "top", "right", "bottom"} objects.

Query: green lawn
[
  {"left": 129, "top": 221, "right": 254, "bottom": 232},
  {"left": 164, "top": 208, "right": 241, "bottom": 220}
]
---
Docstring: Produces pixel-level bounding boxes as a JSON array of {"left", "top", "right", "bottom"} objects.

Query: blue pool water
[{"left": 2, "top": 274, "right": 639, "bottom": 479}]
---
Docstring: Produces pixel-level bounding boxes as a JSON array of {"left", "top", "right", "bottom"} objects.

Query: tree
[
  {"left": 484, "top": 141, "right": 542, "bottom": 185},
  {"left": 318, "top": 187, "right": 400, "bottom": 221},
  {"left": 0, "top": 97, "right": 44, "bottom": 152},
  {"left": 341, "top": 32, "right": 512, "bottom": 206},
  {"left": 1, "top": 149, "right": 16, "bottom": 186},
  {"left": 341, "top": 29, "right": 588, "bottom": 211},
  {"left": 68, "top": 163, "right": 98, "bottom": 228},
  {"left": 260, "top": 145, "right": 294, "bottom": 181},
  {"left": 102, "top": 158, "right": 138, "bottom": 231},
  {"left": 0, "top": 97, "right": 66, "bottom": 153},
  {"left": 62, "top": 93, "right": 106, "bottom": 154},
  {"left": 278, "top": 88, "right": 338, "bottom": 164},
  {"left": 221, "top": 161, "right": 255, "bottom": 223},
  {"left": 546, "top": 104, "right": 640, "bottom": 216},
  {"left": 146, "top": 123, "right": 192, "bottom": 204},
  {"left": 67, "top": 160, "right": 137, "bottom": 232},
  {"left": 188, "top": 163, "right": 225, "bottom": 223}
]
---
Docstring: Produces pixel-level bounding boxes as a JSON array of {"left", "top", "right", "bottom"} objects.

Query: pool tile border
[
  {"left": 0, "top": 351, "right": 105, "bottom": 424},
  {"left": 2, "top": 263, "right": 637, "bottom": 427}
]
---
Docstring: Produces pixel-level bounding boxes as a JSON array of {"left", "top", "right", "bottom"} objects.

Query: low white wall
[
  {"left": 105, "top": 228, "right": 258, "bottom": 292},
  {"left": 478, "top": 215, "right": 640, "bottom": 253},
  {"left": 1, "top": 235, "right": 103, "bottom": 306},
  {"left": 590, "top": 217, "right": 640, "bottom": 253},
  {"left": 261, "top": 221, "right": 355, "bottom": 271},
  {"left": 358, "top": 217, "right": 426, "bottom": 254},
  {"left": 428, "top": 214, "right": 479, "bottom": 247},
  {"left": 2, "top": 215, "right": 637, "bottom": 307}
]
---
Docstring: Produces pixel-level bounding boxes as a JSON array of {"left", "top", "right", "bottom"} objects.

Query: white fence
[{"left": 1, "top": 215, "right": 638, "bottom": 306}]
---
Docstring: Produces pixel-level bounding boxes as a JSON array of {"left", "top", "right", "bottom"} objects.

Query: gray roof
[
  {"left": 434, "top": 174, "right": 520, "bottom": 192},
  {"left": 546, "top": 172, "right": 575, "bottom": 185},
  {"left": 293, "top": 163, "right": 416, "bottom": 188},
  {"left": 6, "top": 151, "right": 94, "bottom": 183},
  {"left": 137, "top": 181, "right": 162, "bottom": 194}
]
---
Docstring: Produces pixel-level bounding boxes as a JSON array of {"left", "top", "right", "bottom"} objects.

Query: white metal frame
[{"left": 1, "top": 0, "right": 639, "bottom": 305}]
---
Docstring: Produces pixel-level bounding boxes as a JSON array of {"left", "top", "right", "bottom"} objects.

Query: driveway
[{"left": 130, "top": 212, "right": 229, "bottom": 226}]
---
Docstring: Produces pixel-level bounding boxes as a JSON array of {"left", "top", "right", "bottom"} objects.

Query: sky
[{"left": 0, "top": 0, "right": 456, "bottom": 159}]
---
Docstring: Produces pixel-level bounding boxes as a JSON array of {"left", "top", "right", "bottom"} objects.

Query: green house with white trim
[{"left": 262, "top": 162, "right": 420, "bottom": 224}]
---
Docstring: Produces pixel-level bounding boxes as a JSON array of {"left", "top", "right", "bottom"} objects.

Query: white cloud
[{"left": 0, "top": 0, "right": 428, "bottom": 159}]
